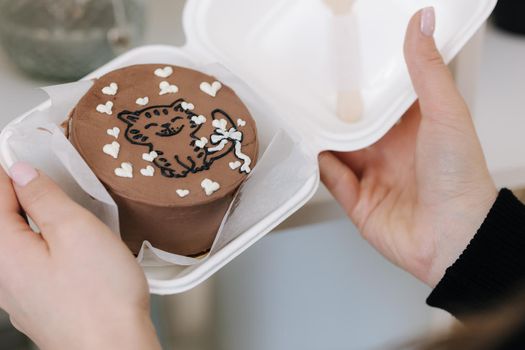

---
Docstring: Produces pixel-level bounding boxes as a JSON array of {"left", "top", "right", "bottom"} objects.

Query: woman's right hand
[
  {"left": 0, "top": 162, "right": 161, "bottom": 350},
  {"left": 319, "top": 8, "right": 498, "bottom": 287}
]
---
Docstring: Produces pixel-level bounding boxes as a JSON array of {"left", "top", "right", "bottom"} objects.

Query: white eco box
[{"left": 0, "top": 0, "right": 497, "bottom": 294}]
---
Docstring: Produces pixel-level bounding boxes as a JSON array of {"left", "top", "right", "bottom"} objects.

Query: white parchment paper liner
[{"left": 1, "top": 63, "right": 316, "bottom": 269}]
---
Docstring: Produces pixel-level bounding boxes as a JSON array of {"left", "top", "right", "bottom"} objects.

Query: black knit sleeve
[{"left": 427, "top": 189, "right": 525, "bottom": 319}]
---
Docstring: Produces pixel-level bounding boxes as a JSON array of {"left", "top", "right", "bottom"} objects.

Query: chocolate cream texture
[{"left": 69, "top": 64, "right": 258, "bottom": 256}]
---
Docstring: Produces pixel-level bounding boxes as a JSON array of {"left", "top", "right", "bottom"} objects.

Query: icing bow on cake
[{"left": 208, "top": 124, "right": 252, "bottom": 174}]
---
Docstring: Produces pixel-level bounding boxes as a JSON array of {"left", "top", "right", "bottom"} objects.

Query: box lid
[{"left": 182, "top": 0, "right": 498, "bottom": 152}]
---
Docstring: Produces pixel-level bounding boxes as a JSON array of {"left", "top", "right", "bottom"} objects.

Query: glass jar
[{"left": 0, "top": 0, "right": 145, "bottom": 81}]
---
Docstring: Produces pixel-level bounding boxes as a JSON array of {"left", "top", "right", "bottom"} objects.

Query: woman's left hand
[{"left": 319, "top": 9, "right": 497, "bottom": 287}]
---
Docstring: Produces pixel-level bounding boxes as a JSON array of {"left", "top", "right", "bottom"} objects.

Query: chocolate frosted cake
[{"left": 69, "top": 64, "right": 258, "bottom": 256}]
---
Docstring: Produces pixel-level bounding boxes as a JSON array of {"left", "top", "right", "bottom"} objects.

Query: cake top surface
[{"left": 70, "top": 64, "right": 258, "bottom": 206}]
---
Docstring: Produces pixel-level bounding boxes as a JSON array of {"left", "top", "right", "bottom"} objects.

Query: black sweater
[{"left": 427, "top": 189, "right": 525, "bottom": 348}]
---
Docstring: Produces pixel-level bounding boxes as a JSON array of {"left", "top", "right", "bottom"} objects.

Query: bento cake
[{"left": 69, "top": 64, "right": 258, "bottom": 256}]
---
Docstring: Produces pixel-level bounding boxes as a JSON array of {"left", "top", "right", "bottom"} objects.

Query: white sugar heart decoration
[
  {"left": 201, "top": 178, "right": 220, "bottom": 196},
  {"left": 115, "top": 162, "right": 133, "bottom": 178},
  {"left": 106, "top": 127, "right": 120, "bottom": 139},
  {"left": 136, "top": 97, "right": 149, "bottom": 106},
  {"left": 154, "top": 66, "right": 173, "bottom": 78},
  {"left": 142, "top": 151, "right": 158, "bottom": 162},
  {"left": 140, "top": 165, "right": 155, "bottom": 177},
  {"left": 102, "top": 82, "right": 118, "bottom": 96},
  {"left": 159, "top": 81, "right": 178, "bottom": 95},
  {"left": 237, "top": 118, "right": 246, "bottom": 127},
  {"left": 191, "top": 115, "right": 206, "bottom": 125},
  {"left": 176, "top": 189, "right": 190, "bottom": 198},
  {"left": 102, "top": 141, "right": 120, "bottom": 159},
  {"left": 212, "top": 119, "right": 227, "bottom": 130},
  {"left": 200, "top": 81, "right": 222, "bottom": 97},
  {"left": 181, "top": 102, "right": 194, "bottom": 111},
  {"left": 195, "top": 137, "right": 208, "bottom": 149},
  {"left": 96, "top": 101, "right": 113, "bottom": 115},
  {"left": 229, "top": 161, "right": 241, "bottom": 170}
]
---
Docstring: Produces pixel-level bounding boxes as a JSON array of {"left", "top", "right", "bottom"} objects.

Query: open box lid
[{"left": 182, "top": 0, "right": 498, "bottom": 152}]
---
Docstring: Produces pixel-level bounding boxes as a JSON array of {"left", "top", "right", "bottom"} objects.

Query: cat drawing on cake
[{"left": 117, "top": 99, "right": 251, "bottom": 178}]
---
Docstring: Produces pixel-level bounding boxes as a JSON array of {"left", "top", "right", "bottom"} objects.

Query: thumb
[
  {"left": 9, "top": 162, "right": 86, "bottom": 242},
  {"left": 404, "top": 7, "right": 470, "bottom": 124}
]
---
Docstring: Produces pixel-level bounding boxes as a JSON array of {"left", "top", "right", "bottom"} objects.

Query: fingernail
[
  {"left": 420, "top": 7, "right": 435, "bottom": 37},
  {"left": 9, "top": 162, "right": 39, "bottom": 187}
]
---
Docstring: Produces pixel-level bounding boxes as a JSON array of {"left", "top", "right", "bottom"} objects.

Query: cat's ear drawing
[
  {"left": 117, "top": 111, "right": 139, "bottom": 125},
  {"left": 211, "top": 109, "right": 235, "bottom": 127},
  {"left": 170, "top": 99, "right": 184, "bottom": 107},
  {"left": 170, "top": 99, "right": 185, "bottom": 110}
]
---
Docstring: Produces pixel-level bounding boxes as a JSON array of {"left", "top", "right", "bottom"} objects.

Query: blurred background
[{"left": 0, "top": 0, "right": 524, "bottom": 349}]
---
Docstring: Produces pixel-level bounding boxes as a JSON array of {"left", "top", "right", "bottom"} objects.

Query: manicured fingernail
[
  {"left": 420, "top": 7, "right": 435, "bottom": 37},
  {"left": 9, "top": 162, "right": 39, "bottom": 187}
]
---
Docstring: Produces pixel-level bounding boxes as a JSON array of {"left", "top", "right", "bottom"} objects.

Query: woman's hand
[
  {"left": 319, "top": 8, "right": 498, "bottom": 287},
  {"left": 0, "top": 162, "right": 161, "bottom": 350}
]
